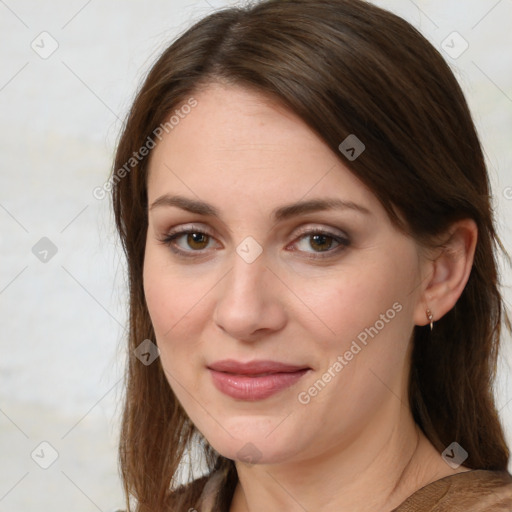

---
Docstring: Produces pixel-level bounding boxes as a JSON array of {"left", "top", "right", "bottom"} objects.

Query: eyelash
[{"left": 158, "top": 225, "right": 351, "bottom": 260}]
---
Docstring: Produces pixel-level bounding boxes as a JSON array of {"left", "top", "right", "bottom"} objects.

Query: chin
[
  {"left": 219, "top": 441, "right": 295, "bottom": 466},
  {"left": 200, "top": 418, "right": 303, "bottom": 466}
]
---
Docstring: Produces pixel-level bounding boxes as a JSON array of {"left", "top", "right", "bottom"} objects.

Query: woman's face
[{"left": 144, "top": 83, "right": 427, "bottom": 465}]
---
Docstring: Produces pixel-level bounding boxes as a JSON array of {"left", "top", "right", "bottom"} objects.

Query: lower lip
[{"left": 209, "top": 369, "right": 310, "bottom": 401}]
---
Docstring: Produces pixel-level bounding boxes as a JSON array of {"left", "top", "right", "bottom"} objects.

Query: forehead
[
  {"left": 146, "top": 83, "right": 378, "bottom": 214},
  {"left": 149, "top": 83, "right": 325, "bottom": 165}
]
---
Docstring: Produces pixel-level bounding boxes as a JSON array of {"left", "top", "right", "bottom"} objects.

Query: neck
[{"left": 229, "top": 407, "right": 459, "bottom": 512}]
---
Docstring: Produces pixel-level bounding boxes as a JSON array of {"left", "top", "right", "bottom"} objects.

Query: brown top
[
  {"left": 197, "top": 468, "right": 512, "bottom": 511},
  {"left": 392, "top": 469, "right": 512, "bottom": 511}
]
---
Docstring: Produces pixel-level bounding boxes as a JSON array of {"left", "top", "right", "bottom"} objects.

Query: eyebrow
[{"left": 148, "top": 194, "right": 371, "bottom": 221}]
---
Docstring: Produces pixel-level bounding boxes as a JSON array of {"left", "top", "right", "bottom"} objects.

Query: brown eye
[
  {"left": 186, "top": 232, "right": 210, "bottom": 250},
  {"left": 309, "top": 234, "right": 335, "bottom": 252},
  {"left": 160, "top": 227, "right": 219, "bottom": 256},
  {"left": 291, "top": 229, "right": 350, "bottom": 258}
]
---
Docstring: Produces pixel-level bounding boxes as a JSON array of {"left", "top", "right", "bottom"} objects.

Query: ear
[{"left": 414, "top": 219, "right": 478, "bottom": 327}]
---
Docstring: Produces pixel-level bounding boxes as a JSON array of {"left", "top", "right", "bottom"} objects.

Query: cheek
[
  {"left": 143, "top": 254, "right": 209, "bottom": 400},
  {"left": 288, "top": 248, "right": 418, "bottom": 397},
  {"left": 143, "top": 243, "right": 207, "bottom": 335},
  {"left": 289, "top": 259, "right": 410, "bottom": 342}
]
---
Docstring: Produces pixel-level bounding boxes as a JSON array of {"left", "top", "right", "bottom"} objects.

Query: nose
[{"left": 213, "top": 253, "right": 287, "bottom": 342}]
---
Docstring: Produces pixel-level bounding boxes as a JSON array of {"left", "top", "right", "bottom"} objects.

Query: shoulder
[
  {"left": 166, "top": 469, "right": 229, "bottom": 512},
  {"left": 393, "top": 469, "right": 512, "bottom": 511},
  {"left": 195, "top": 468, "right": 229, "bottom": 511}
]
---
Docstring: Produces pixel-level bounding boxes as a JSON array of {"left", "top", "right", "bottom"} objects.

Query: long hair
[{"left": 111, "top": 1, "right": 511, "bottom": 510}]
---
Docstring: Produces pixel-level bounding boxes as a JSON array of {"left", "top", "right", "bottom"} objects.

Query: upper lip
[{"left": 208, "top": 359, "right": 309, "bottom": 375}]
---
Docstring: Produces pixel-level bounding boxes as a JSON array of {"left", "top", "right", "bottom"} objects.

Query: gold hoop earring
[{"left": 426, "top": 309, "right": 434, "bottom": 331}]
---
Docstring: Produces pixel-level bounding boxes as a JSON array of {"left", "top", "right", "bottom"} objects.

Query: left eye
[{"left": 293, "top": 232, "right": 348, "bottom": 254}]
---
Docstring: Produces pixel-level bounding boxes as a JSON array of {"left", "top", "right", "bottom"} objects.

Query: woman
[{"left": 111, "top": 0, "right": 512, "bottom": 510}]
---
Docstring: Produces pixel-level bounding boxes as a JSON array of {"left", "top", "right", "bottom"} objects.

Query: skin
[{"left": 143, "top": 82, "right": 477, "bottom": 512}]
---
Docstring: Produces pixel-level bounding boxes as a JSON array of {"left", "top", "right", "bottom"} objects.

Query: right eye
[{"left": 160, "top": 228, "right": 220, "bottom": 256}]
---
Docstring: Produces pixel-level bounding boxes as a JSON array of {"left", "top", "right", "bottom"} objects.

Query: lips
[
  {"left": 207, "top": 359, "right": 310, "bottom": 400},
  {"left": 208, "top": 359, "right": 308, "bottom": 375}
]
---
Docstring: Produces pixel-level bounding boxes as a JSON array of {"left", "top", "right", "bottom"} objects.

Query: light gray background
[{"left": 1, "top": 0, "right": 511, "bottom": 510}]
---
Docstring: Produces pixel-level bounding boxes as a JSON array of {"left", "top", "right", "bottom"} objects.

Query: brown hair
[{"left": 111, "top": 0, "right": 511, "bottom": 510}]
